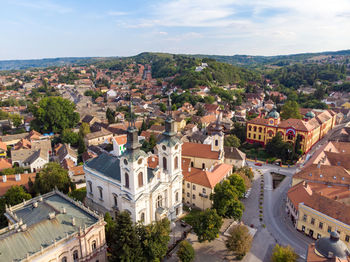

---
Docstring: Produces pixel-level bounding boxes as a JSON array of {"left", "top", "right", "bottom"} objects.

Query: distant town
[{"left": 0, "top": 51, "right": 350, "bottom": 262}]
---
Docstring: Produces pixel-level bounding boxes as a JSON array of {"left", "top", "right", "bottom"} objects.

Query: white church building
[{"left": 84, "top": 103, "right": 183, "bottom": 224}]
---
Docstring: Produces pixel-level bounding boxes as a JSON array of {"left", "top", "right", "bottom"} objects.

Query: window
[
  {"left": 140, "top": 212, "right": 145, "bottom": 223},
  {"left": 259, "top": 127, "right": 262, "bottom": 132},
  {"left": 163, "top": 157, "right": 167, "bottom": 170},
  {"left": 138, "top": 172, "right": 143, "bottom": 187},
  {"left": 92, "top": 240, "right": 97, "bottom": 251},
  {"left": 88, "top": 181, "right": 92, "bottom": 193},
  {"left": 61, "top": 257, "right": 67, "bottom": 262},
  {"left": 125, "top": 173, "right": 129, "bottom": 188},
  {"left": 176, "top": 207, "right": 179, "bottom": 216},
  {"left": 346, "top": 235, "right": 350, "bottom": 242},
  {"left": 175, "top": 192, "right": 179, "bottom": 202},
  {"left": 248, "top": 133, "right": 251, "bottom": 138},
  {"left": 254, "top": 126, "right": 257, "bottom": 132},
  {"left": 124, "top": 159, "right": 128, "bottom": 165},
  {"left": 138, "top": 158, "right": 143, "bottom": 165},
  {"left": 287, "top": 133, "right": 294, "bottom": 140},
  {"left": 319, "top": 222, "right": 323, "bottom": 229},
  {"left": 202, "top": 188, "right": 206, "bottom": 194},
  {"left": 174, "top": 156, "right": 179, "bottom": 169},
  {"left": 302, "top": 226, "right": 305, "bottom": 232},
  {"left": 162, "top": 145, "right": 166, "bottom": 151},
  {"left": 249, "top": 125, "right": 252, "bottom": 131},
  {"left": 259, "top": 135, "right": 261, "bottom": 140},
  {"left": 253, "top": 134, "right": 256, "bottom": 139},
  {"left": 192, "top": 194, "right": 196, "bottom": 199},
  {"left": 187, "top": 183, "right": 190, "bottom": 188},
  {"left": 187, "top": 192, "right": 190, "bottom": 197},
  {"left": 215, "top": 140, "right": 218, "bottom": 146},
  {"left": 202, "top": 163, "right": 205, "bottom": 170},
  {"left": 98, "top": 186, "right": 103, "bottom": 200},
  {"left": 303, "top": 214, "right": 307, "bottom": 222},
  {"left": 311, "top": 218, "right": 315, "bottom": 225},
  {"left": 328, "top": 226, "right": 332, "bottom": 233},
  {"left": 191, "top": 162, "right": 194, "bottom": 167},
  {"left": 156, "top": 195, "right": 163, "bottom": 208},
  {"left": 317, "top": 234, "right": 321, "bottom": 239},
  {"left": 113, "top": 194, "right": 118, "bottom": 206},
  {"left": 73, "top": 250, "right": 79, "bottom": 261}
]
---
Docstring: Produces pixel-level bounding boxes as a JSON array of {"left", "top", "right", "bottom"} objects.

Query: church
[{"left": 84, "top": 101, "right": 183, "bottom": 224}]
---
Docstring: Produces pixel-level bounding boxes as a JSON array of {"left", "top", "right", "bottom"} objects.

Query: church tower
[{"left": 211, "top": 113, "right": 224, "bottom": 152}]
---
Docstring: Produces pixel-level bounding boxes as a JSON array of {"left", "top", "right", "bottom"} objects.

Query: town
[{"left": 0, "top": 50, "right": 349, "bottom": 262}]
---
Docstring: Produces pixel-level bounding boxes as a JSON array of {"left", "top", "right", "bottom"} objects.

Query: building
[
  {"left": 0, "top": 189, "right": 107, "bottom": 262},
  {"left": 0, "top": 140, "right": 7, "bottom": 157},
  {"left": 84, "top": 101, "right": 183, "bottom": 224},
  {"left": 307, "top": 232, "right": 350, "bottom": 261},
  {"left": 246, "top": 109, "right": 337, "bottom": 154},
  {"left": 224, "top": 146, "right": 246, "bottom": 168},
  {"left": 84, "top": 128, "right": 113, "bottom": 147},
  {"left": 0, "top": 172, "right": 36, "bottom": 196},
  {"left": 111, "top": 135, "right": 127, "bottom": 157}
]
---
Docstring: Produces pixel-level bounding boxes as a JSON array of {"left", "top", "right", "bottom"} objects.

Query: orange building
[{"left": 246, "top": 109, "right": 337, "bottom": 154}]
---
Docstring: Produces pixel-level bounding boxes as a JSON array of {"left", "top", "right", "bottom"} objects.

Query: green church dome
[{"left": 268, "top": 109, "right": 280, "bottom": 119}]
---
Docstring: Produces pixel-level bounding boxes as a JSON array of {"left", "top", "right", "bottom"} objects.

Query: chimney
[
  {"left": 328, "top": 251, "right": 334, "bottom": 258},
  {"left": 2, "top": 175, "right": 7, "bottom": 183},
  {"left": 15, "top": 174, "right": 21, "bottom": 181},
  {"left": 33, "top": 202, "right": 38, "bottom": 208},
  {"left": 188, "top": 167, "right": 191, "bottom": 172},
  {"left": 48, "top": 212, "right": 56, "bottom": 220},
  {"left": 72, "top": 217, "right": 76, "bottom": 226},
  {"left": 152, "top": 157, "right": 155, "bottom": 162},
  {"left": 62, "top": 207, "right": 66, "bottom": 214}
]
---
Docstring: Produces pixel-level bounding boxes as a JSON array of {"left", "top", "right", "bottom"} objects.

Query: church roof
[{"left": 85, "top": 153, "right": 121, "bottom": 182}]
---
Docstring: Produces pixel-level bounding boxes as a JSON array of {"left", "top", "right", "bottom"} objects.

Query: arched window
[
  {"left": 163, "top": 157, "right": 167, "bottom": 170},
  {"left": 258, "top": 127, "right": 262, "bottom": 132},
  {"left": 156, "top": 195, "right": 163, "bottom": 208},
  {"left": 174, "top": 156, "right": 179, "bottom": 169},
  {"left": 61, "top": 257, "right": 67, "bottom": 262},
  {"left": 98, "top": 186, "right": 103, "bottom": 200},
  {"left": 88, "top": 181, "right": 92, "bottom": 193},
  {"left": 287, "top": 133, "right": 294, "bottom": 140},
  {"left": 91, "top": 240, "right": 97, "bottom": 251},
  {"left": 215, "top": 139, "right": 218, "bottom": 146},
  {"left": 248, "top": 125, "right": 252, "bottom": 131},
  {"left": 113, "top": 194, "right": 118, "bottom": 206},
  {"left": 125, "top": 173, "right": 129, "bottom": 188},
  {"left": 202, "top": 163, "right": 205, "bottom": 170},
  {"left": 254, "top": 126, "right": 257, "bottom": 132},
  {"left": 138, "top": 172, "right": 143, "bottom": 187},
  {"left": 175, "top": 192, "right": 179, "bottom": 202},
  {"left": 140, "top": 212, "right": 145, "bottom": 223},
  {"left": 73, "top": 250, "right": 79, "bottom": 262}
]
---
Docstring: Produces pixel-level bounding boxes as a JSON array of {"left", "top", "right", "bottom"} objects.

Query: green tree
[
  {"left": 204, "top": 95, "right": 215, "bottom": 104},
  {"left": 0, "top": 109, "right": 9, "bottom": 120},
  {"left": 30, "top": 97, "right": 80, "bottom": 133},
  {"left": 31, "top": 162, "right": 72, "bottom": 194},
  {"left": 265, "top": 133, "right": 293, "bottom": 162},
  {"left": 104, "top": 212, "right": 116, "bottom": 246},
  {"left": 68, "top": 187, "right": 86, "bottom": 202},
  {"left": 9, "top": 114, "right": 23, "bottom": 128},
  {"left": 158, "top": 103, "right": 167, "bottom": 112},
  {"left": 106, "top": 107, "right": 115, "bottom": 124},
  {"left": 109, "top": 211, "right": 143, "bottom": 262},
  {"left": 271, "top": 244, "right": 298, "bottom": 262},
  {"left": 226, "top": 225, "right": 252, "bottom": 259},
  {"left": 137, "top": 218, "right": 171, "bottom": 261},
  {"left": 231, "top": 123, "right": 246, "bottom": 144},
  {"left": 79, "top": 122, "right": 90, "bottom": 137},
  {"left": 177, "top": 240, "right": 195, "bottom": 262},
  {"left": 211, "top": 180, "right": 244, "bottom": 219},
  {"left": 228, "top": 174, "right": 246, "bottom": 198},
  {"left": 192, "top": 209, "right": 223, "bottom": 242},
  {"left": 224, "top": 134, "right": 241, "bottom": 148},
  {"left": 280, "top": 101, "right": 302, "bottom": 120},
  {"left": 77, "top": 136, "right": 87, "bottom": 155},
  {"left": 61, "top": 129, "right": 80, "bottom": 146}
]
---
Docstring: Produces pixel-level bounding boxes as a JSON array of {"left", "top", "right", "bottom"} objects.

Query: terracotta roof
[
  {"left": 0, "top": 141, "right": 7, "bottom": 151},
  {"left": 0, "top": 173, "right": 36, "bottom": 196},
  {"left": 12, "top": 138, "right": 32, "bottom": 150},
  {"left": 182, "top": 142, "right": 220, "bottom": 160},
  {"left": 182, "top": 158, "right": 232, "bottom": 189},
  {"left": 113, "top": 135, "right": 127, "bottom": 145},
  {"left": 324, "top": 151, "right": 350, "bottom": 170},
  {"left": 279, "top": 118, "right": 315, "bottom": 132},
  {"left": 0, "top": 158, "right": 12, "bottom": 171},
  {"left": 247, "top": 117, "right": 270, "bottom": 126}
]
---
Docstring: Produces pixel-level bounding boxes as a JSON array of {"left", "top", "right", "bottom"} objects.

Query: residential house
[
  {"left": 0, "top": 172, "right": 36, "bottom": 196},
  {"left": 56, "top": 143, "right": 78, "bottom": 165},
  {"left": 111, "top": 135, "right": 127, "bottom": 157},
  {"left": 224, "top": 147, "right": 246, "bottom": 168},
  {"left": 84, "top": 128, "right": 113, "bottom": 146}
]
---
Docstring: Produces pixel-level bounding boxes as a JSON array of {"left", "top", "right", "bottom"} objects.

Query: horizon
[{"left": 1, "top": 0, "right": 350, "bottom": 60}]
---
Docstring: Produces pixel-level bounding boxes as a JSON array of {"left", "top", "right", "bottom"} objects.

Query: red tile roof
[
  {"left": 0, "top": 173, "right": 36, "bottom": 196},
  {"left": 182, "top": 142, "right": 220, "bottom": 160}
]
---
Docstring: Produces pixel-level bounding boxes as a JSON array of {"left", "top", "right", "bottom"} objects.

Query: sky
[{"left": 0, "top": 0, "right": 350, "bottom": 60}]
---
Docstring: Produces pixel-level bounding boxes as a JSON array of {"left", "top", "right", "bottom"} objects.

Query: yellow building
[
  {"left": 287, "top": 182, "right": 350, "bottom": 247},
  {"left": 246, "top": 109, "right": 337, "bottom": 154}
]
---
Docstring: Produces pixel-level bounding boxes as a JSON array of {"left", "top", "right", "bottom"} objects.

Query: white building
[{"left": 84, "top": 104, "right": 183, "bottom": 224}]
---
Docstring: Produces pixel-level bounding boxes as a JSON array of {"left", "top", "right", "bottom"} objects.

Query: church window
[
  {"left": 125, "top": 173, "right": 130, "bottom": 188},
  {"left": 61, "top": 257, "right": 67, "bottom": 262},
  {"left": 140, "top": 212, "right": 145, "bottom": 223},
  {"left": 98, "top": 186, "right": 103, "bottom": 200},
  {"left": 162, "top": 145, "right": 166, "bottom": 151},
  {"left": 123, "top": 159, "right": 128, "bottom": 165},
  {"left": 174, "top": 156, "right": 179, "bottom": 169},
  {"left": 88, "top": 181, "right": 92, "bottom": 193},
  {"left": 92, "top": 240, "right": 97, "bottom": 251},
  {"left": 138, "top": 172, "right": 143, "bottom": 187},
  {"left": 215, "top": 139, "right": 218, "bottom": 146},
  {"left": 175, "top": 192, "right": 179, "bottom": 202},
  {"left": 156, "top": 195, "right": 163, "bottom": 208},
  {"left": 202, "top": 163, "right": 205, "bottom": 170},
  {"left": 163, "top": 157, "right": 167, "bottom": 170},
  {"left": 113, "top": 194, "right": 118, "bottom": 206},
  {"left": 73, "top": 250, "right": 79, "bottom": 261},
  {"left": 175, "top": 144, "right": 179, "bottom": 150},
  {"left": 176, "top": 208, "right": 179, "bottom": 216}
]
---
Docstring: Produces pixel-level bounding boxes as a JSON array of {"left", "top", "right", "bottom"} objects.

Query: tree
[
  {"left": 211, "top": 180, "right": 244, "bottom": 219},
  {"left": 226, "top": 225, "right": 252, "bottom": 259},
  {"left": 104, "top": 212, "right": 116, "bottom": 246},
  {"left": 61, "top": 129, "right": 79, "bottom": 146},
  {"left": 196, "top": 104, "right": 205, "bottom": 116},
  {"left": 280, "top": 101, "right": 302, "bottom": 120},
  {"left": 30, "top": 97, "right": 80, "bottom": 133},
  {"left": 271, "top": 244, "right": 298, "bottom": 262},
  {"left": 192, "top": 209, "right": 223, "bottom": 242},
  {"left": 0, "top": 109, "right": 9, "bottom": 120},
  {"left": 204, "top": 95, "right": 215, "bottom": 104},
  {"left": 228, "top": 174, "right": 246, "bottom": 198},
  {"left": 224, "top": 134, "right": 241, "bottom": 148},
  {"left": 106, "top": 107, "right": 115, "bottom": 124},
  {"left": 231, "top": 123, "right": 246, "bottom": 144},
  {"left": 79, "top": 122, "right": 90, "bottom": 137},
  {"left": 265, "top": 133, "right": 293, "bottom": 162},
  {"left": 158, "top": 103, "right": 167, "bottom": 112},
  {"left": 109, "top": 211, "right": 143, "bottom": 262},
  {"left": 31, "top": 162, "right": 72, "bottom": 194},
  {"left": 137, "top": 218, "right": 171, "bottom": 261},
  {"left": 177, "top": 240, "right": 195, "bottom": 262},
  {"left": 9, "top": 114, "right": 23, "bottom": 128},
  {"left": 68, "top": 187, "right": 86, "bottom": 202}
]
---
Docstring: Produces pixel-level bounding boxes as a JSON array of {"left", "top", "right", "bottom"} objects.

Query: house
[
  {"left": 57, "top": 143, "right": 78, "bottom": 165},
  {"left": 62, "top": 158, "right": 85, "bottom": 184},
  {"left": 0, "top": 158, "right": 12, "bottom": 171},
  {"left": 84, "top": 128, "right": 113, "bottom": 146},
  {"left": 0, "top": 172, "right": 36, "bottom": 196},
  {"left": 81, "top": 114, "right": 100, "bottom": 126},
  {"left": 0, "top": 190, "right": 107, "bottom": 262},
  {"left": 224, "top": 147, "right": 246, "bottom": 168},
  {"left": 111, "top": 135, "right": 127, "bottom": 157}
]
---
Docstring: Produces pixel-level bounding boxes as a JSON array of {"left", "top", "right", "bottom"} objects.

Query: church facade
[{"left": 84, "top": 105, "right": 183, "bottom": 224}]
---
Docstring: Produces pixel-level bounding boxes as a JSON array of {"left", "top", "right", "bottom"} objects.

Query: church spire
[
  {"left": 126, "top": 91, "right": 140, "bottom": 151},
  {"left": 164, "top": 93, "right": 176, "bottom": 137}
]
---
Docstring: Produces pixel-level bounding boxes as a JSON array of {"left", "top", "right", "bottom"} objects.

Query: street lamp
[{"left": 171, "top": 221, "right": 176, "bottom": 245}]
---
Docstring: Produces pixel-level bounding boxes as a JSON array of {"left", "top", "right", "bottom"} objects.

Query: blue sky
[{"left": 1, "top": 0, "right": 350, "bottom": 60}]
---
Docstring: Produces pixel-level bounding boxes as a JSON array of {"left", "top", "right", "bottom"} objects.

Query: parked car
[{"left": 255, "top": 162, "right": 262, "bottom": 166}]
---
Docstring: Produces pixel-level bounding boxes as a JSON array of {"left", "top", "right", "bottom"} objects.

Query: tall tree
[
  {"left": 109, "top": 211, "right": 143, "bottom": 262},
  {"left": 226, "top": 225, "right": 252, "bottom": 259},
  {"left": 224, "top": 134, "right": 241, "bottom": 148},
  {"left": 9, "top": 114, "right": 23, "bottom": 128},
  {"left": 30, "top": 97, "right": 80, "bottom": 133},
  {"left": 79, "top": 122, "right": 91, "bottom": 137},
  {"left": 61, "top": 129, "right": 80, "bottom": 146},
  {"left": 192, "top": 209, "right": 223, "bottom": 242},
  {"left": 280, "top": 101, "right": 302, "bottom": 120},
  {"left": 106, "top": 107, "right": 115, "bottom": 124},
  {"left": 31, "top": 162, "right": 72, "bottom": 194},
  {"left": 271, "top": 244, "right": 298, "bottom": 262},
  {"left": 177, "top": 240, "right": 195, "bottom": 262},
  {"left": 211, "top": 180, "right": 244, "bottom": 219},
  {"left": 228, "top": 174, "right": 246, "bottom": 198}
]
